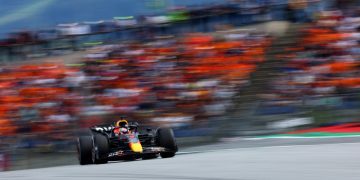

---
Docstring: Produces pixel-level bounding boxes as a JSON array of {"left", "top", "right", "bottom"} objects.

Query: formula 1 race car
[{"left": 77, "top": 122, "right": 178, "bottom": 165}]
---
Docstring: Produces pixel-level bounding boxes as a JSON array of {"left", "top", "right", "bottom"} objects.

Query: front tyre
[
  {"left": 156, "top": 128, "right": 177, "bottom": 158},
  {"left": 77, "top": 136, "right": 93, "bottom": 165}
]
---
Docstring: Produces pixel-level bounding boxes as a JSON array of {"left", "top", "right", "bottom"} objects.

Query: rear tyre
[
  {"left": 92, "top": 133, "right": 109, "bottom": 164},
  {"left": 156, "top": 128, "right": 177, "bottom": 158},
  {"left": 77, "top": 136, "right": 93, "bottom": 165}
]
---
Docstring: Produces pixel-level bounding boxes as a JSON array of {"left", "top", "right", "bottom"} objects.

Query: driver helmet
[
  {"left": 115, "top": 119, "right": 129, "bottom": 133},
  {"left": 115, "top": 119, "right": 128, "bottom": 128}
]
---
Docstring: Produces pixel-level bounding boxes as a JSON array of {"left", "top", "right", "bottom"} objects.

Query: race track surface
[{"left": 1, "top": 138, "right": 360, "bottom": 180}]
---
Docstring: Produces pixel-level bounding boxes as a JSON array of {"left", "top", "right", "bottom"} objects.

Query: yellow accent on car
[{"left": 130, "top": 142, "right": 143, "bottom": 153}]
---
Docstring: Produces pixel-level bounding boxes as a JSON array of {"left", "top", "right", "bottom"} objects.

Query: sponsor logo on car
[{"left": 108, "top": 150, "right": 124, "bottom": 157}]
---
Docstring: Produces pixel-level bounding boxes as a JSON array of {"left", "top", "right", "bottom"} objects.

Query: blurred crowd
[
  {"left": 0, "top": 31, "right": 270, "bottom": 150},
  {"left": 82, "top": 32, "right": 270, "bottom": 127},
  {"left": 0, "top": 63, "right": 84, "bottom": 146},
  {"left": 260, "top": 9, "right": 360, "bottom": 115}
]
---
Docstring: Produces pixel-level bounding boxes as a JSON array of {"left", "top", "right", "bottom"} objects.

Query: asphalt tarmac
[{"left": 1, "top": 137, "right": 360, "bottom": 180}]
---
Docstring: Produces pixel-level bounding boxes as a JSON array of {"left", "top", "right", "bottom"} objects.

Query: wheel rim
[
  {"left": 76, "top": 139, "right": 81, "bottom": 162},
  {"left": 77, "top": 145, "right": 81, "bottom": 161},
  {"left": 92, "top": 146, "right": 96, "bottom": 163}
]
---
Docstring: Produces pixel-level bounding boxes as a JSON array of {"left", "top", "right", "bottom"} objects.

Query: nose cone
[{"left": 130, "top": 142, "right": 143, "bottom": 153}]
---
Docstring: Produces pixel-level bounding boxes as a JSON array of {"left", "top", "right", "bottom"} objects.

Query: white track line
[{"left": 178, "top": 141, "right": 360, "bottom": 155}]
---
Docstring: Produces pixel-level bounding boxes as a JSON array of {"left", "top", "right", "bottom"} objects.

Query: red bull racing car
[{"left": 77, "top": 120, "right": 178, "bottom": 165}]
